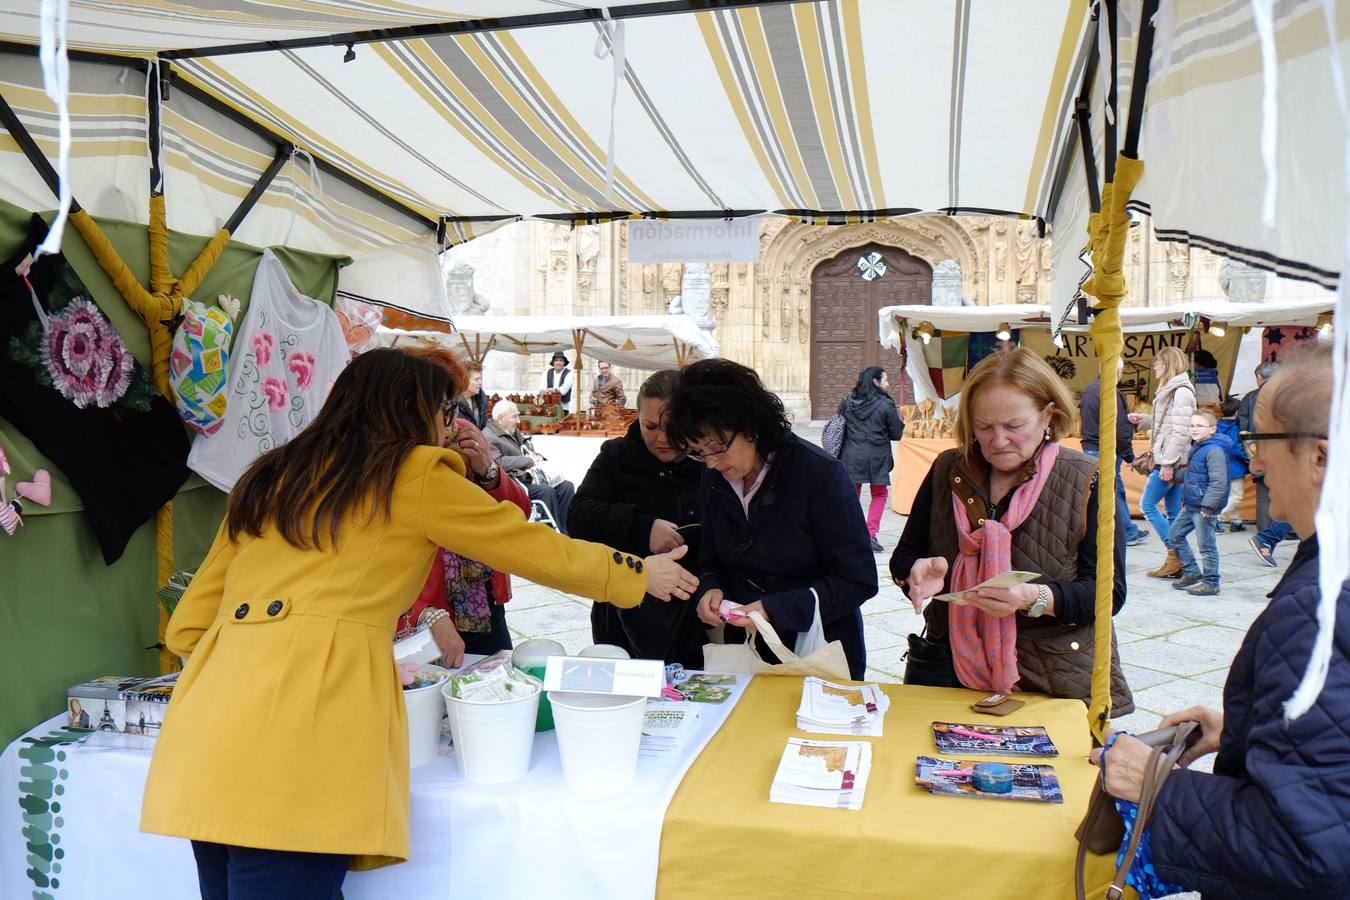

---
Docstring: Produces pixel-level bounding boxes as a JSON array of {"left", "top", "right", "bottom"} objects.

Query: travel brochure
[
  {"left": 914, "top": 756, "right": 1064, "bottom": 804},
  {"left": 673, "top": 673, "right": 735, "bottom": 703},
  {"left": 770, "top": 738, "right": 874, "bottom": 810},
  {"left": 796, "top": 677, "right": 891, "bottom": 736},
  {"left": 931, "top": 722, "right": 1059, "bottom": 757},
  {"left": 930, "top": 571, "right": 1041, "bottom": 605},
  {"left": 639, "top": 701, "right": 704, "bottom": 757}
]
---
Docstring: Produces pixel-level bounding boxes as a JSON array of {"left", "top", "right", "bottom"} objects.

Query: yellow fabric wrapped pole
[{"left": 1079, "top": 153, "right": 1143, "bottom": 743}]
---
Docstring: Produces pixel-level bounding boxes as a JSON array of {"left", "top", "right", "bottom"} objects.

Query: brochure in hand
[
  {"left": 796, "top": 677, "right": 891, "bottom": 736},
  {"left": 914, "top": 756, "right": 1063, "bottom": 803},
  {"left": 931, "top": 570, "right": 1041, "bottom": 605},
  {"left": 931, "top": 722, "right": 1059, "bottom": 756},
  {"left": 770, "top": 738, "right": 874, "bottom": 810}
]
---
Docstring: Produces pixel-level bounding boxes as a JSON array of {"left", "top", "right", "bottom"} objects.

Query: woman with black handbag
[{"left": 837, "top": 366, "right": 904, "bottom": 553}]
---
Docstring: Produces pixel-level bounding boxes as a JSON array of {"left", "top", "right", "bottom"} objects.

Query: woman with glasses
[
  {"left": 1128, "top": 346, "right": 1197, "bottom": 578},
  {"left": 1096, "top": 344, "right": 1348, "bottom": 898},
  {"left": 141, "top": 348, "right": 699, "bottom": 899},
  {"left": 663, "top": 359, "right": 878, "bottom": 679}
]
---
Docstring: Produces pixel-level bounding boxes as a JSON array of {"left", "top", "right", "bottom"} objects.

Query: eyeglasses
[
  {"left": 1238, "top": 431, "right": 1327, "bottom": 458},
  {"left": 687, "top": 435, "right": 736, "bottom": 462}
]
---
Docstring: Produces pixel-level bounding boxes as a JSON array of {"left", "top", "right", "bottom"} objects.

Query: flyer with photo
[
  {"left": 931, "top": 722, "right": 1059, "bottom": 757},
  {"left": 914, "top": 756, "right": 1063, "bottom": 804}
]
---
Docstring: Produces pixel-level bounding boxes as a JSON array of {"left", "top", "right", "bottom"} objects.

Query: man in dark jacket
[
  {"left": 1080, "top": 362, "right": 1148, "bottom": 546},
  {"left": 1169, "top": 411, "right": 1231, "bottom": 595},
  {"left": 1098, "top": 346, "right": 1348, "bottom": 898},
  {"left": 569, "top": 371, "right": 706, "bottom": 667}
]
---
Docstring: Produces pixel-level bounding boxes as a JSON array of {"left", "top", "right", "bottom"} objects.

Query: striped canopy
[{"left": 0, "top": 0, "right": 1345, "bottom": 315}]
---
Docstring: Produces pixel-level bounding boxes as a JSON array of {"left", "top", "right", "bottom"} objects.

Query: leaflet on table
[
  {"left": 914, "top": 756, "right": 1063, "bottom": 803},
  {"left": 796, "top": 677, "right": 890, "bottom": 736},
  {"left": 639, "top": 701, "right": 703, "bottom": 757},
  {"left": 931, "top": 722, "right": 1059, "bottom": 756},
  {"left": 673, "top": 673, "right": 735, "bottom": 703},
  {"left": 930, "top": 571, "right": 1041, "bottom": 605},
  {"left": 66, "top": 673, "right": 180, "bottom": 735},
  {"left": 543, "top": 656, "right": 665, "bottom": 697},
  {"left": 769, "top": 738, "right": 873, "bottom": 810}
]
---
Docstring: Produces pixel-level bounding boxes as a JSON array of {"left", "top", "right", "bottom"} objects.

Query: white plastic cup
[
  {"left": 548, "top": 692, "right": 647, "bottom": 793},
  {"left": 403, "top": 665, "right": 449, "bottom": 768},
  {"left": 442, "top": 683, "right": 541, "bottom": 783}
]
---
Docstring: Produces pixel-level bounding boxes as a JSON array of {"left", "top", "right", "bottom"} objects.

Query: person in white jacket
[
  {"left": 1128, "top": 346, "right": 1197, "bottom": 578},
  {"left": 538, "top": 351, "right": 575, "bottom": 412}
]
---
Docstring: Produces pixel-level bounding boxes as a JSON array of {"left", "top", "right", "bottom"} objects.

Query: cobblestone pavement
[{"left": 507, "top": 428, "right": 1289, "bottom": 769}]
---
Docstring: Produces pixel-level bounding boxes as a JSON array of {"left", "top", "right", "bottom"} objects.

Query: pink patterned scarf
[{"left": 948, "top": 442, "right": 1060, "bottom": 694}]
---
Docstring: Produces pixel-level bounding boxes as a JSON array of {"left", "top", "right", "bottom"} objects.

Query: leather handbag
[
  {"left": 1074, "top": 722, "right": 1201, "bottom": 900},
  {"left": 1128, "top": 450, "right": 1155, "bottom": 476},
  {"left": 901, "top": 629, "right": 958, "bottom": 687}
]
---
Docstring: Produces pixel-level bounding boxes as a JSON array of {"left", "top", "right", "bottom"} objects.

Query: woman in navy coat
[
  {"left": 1096, "top": 344, "right": 1350, "bottom": 898},
  {"left": 664, "top": 359, "right": 878, "bottom": 679}
]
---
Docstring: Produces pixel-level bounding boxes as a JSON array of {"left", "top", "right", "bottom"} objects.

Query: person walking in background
[
  {"left": 589, "top": 360, "right": 627, "bottom": 411},
  {"left": 1237, "top": 361, "right": 1296, "bottom": 566},
  {"left": 1192, "top": 348, "right": 1221, "bottom": 405},
  {"left": 1130, "top": 347, "right": 1196, "bottom": 578},
  {"left": 1214, "top": 397, "right": 1248, "bottom": 533},
  {"left": 837, "top": 366, "right": 904, "bottom": 552},
  {"left": 1169, "top": 411, "right": 1231, "bottom": 596},
  {"left": 1079, "top": 359, "right": 1149, "bottom": 547},
  {"left": 538, "top": 351, "right": 575, "bottom": 412},
  {"left": 454, "top": 362, "right": 489, "bottom": 430}
]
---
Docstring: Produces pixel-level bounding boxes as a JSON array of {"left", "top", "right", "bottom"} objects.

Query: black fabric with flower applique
[{"left": 1, "top": 216, "right": 189, "bottom": 564}]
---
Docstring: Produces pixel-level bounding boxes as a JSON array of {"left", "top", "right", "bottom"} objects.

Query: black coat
[
  {"left": 568, "top": 421, "right": 707, "bottom": 668},
  {"left": 1152, "top": 535, "right": 1350, "bottom": 898},
  {"left": 838, "top": 394, "right": 904, "bottom": 484},
  {"left": 697, "top": 433, "right": 878, "bottom": 678},
  {"left": 455, "top": 391, "right": 488, "bottom": 430},
  {"left": 1079, "top": 377, "right": 1135, "bottom": 462}
]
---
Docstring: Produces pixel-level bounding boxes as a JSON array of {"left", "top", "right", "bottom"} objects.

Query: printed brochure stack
[{"left": 795, "top": 677, "right": 890, "bottom": 736}]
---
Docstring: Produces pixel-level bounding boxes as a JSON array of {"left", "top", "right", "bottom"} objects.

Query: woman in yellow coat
[{"left": 140, "top": 348, "right": 698, "bottom": 899}]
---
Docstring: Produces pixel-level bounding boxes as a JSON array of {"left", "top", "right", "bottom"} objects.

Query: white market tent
[{"left": 379, "top": 312, "right": 719, "bottom": 370}]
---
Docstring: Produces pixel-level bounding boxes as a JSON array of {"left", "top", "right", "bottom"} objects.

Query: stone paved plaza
[{"left": 510, "top": 428, "right": 1287, "bottom": 769}]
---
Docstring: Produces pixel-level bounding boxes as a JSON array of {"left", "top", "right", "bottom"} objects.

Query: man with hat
[{"left": 538, "top": 351, "right": 575, "bottom": 412}]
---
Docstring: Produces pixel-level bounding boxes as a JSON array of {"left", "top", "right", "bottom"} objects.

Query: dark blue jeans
[
  {"left": 1256, "top": 520, "right": 1294, "bottom": 549},
  {"left": 1083, "top": 449, "right": 1142, "bottom": 541},
  {"left": 192, "top": 841, "right": 349, "bottom": 900},
  {"left": 1170, "top": 510, "right": 1220, "bottom": 588}
]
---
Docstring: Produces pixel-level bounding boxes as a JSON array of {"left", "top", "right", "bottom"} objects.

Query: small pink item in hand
[
  {"left": 397, "top": 663, "right": 420, "bottom": 687},
  {"left": 719, "top": 599, "right": 747, "bottom": 622}
]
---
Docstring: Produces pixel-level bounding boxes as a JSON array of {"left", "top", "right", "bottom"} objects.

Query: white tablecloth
[{"left": 1, "top": 678, "right": 747, "bottom": 900}]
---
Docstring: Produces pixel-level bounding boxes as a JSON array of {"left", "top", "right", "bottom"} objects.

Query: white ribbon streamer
[
  {"left": 1284, "top": 0, "right": 1350, "bottom": 722},
  {"left": 34, "top": 0, "right": 71, "bottom": 258},
  {"left": 283, "top": 148, "right": 324, "bottom": 246},
  {"left": 593, "top": 8, "right": 626, "bottom": 205},
  {"left": 145, "top": 60, "right": 164, "bottom": 195},
  {"left": 1097, "top": 1, "right": 1114, "bottom": 127},
  {"left": 1251, "top": 0, "right": 1278, "bottom": 227}
]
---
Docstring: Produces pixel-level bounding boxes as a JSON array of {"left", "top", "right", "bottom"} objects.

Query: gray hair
[
  {"left": 1255, "top": 360, "right": 1280, "bottom": 381},
  {"left": 1263, "top": 345, "right": 1332, "bottom": 439},
  {"left": 491, "top": 399, "right": 519, "bottom": 425}
]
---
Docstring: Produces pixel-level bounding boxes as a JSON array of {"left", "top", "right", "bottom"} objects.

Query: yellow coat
[{"left": 140, "top": 446, "right": 647, "bottom": 868}]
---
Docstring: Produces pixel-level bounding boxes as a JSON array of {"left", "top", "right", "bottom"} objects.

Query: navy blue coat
[
  {"left": 1152, "top": 535, "right": 1350, "bottom": 898},
  {"left": 696, "top": 433, "right": 878, "bottom": 678},
  {"left": 1182, "top": 434, "right": 1233, "bottom": 513}
]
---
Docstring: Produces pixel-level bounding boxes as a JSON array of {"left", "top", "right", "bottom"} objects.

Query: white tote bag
[{"left": 702, "top": 592, "right": 850, "bottom": 680}]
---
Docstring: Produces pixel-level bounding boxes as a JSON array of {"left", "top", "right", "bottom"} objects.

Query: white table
[{"left": 1, "top": 678, "right": 747, "bottom": 900}]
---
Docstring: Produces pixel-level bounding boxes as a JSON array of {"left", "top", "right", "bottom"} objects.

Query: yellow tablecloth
[
  {"left": 657, "top": 677, "right": 1129, "bottom": 900},
  {"left": 891, "top": 437, "right": 1257, "bottom": 521}
]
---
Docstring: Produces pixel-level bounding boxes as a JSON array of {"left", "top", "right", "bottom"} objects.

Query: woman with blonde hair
[
  {"left": 889, "top": 347, "right": 1132, "bottom": 711},
  {"left": 1128, "top": 346, "right": 1197, "bottom": 578}
]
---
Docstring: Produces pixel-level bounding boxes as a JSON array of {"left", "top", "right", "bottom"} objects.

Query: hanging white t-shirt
[{"left": 188, "top": 250, "right": 348, "bottom": 492}]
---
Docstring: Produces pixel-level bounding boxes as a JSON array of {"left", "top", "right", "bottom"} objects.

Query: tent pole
[
  {"left": 147, "top": 60, "right": 167, "bottom": 199},
  {"left": 0, "top": 89, "right": 83, "bottom": 213},
  {"left": 223, "top": 143, "right": 294, "bottom": 235},
  {"left": 572, "top": 329, "right": 586, "bottom": 433},
  {"left": 1103, "top": 0, "right": 1119, "bottom": 183}
]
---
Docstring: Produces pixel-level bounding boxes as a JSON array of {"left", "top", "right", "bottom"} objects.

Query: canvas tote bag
[{"left": 703, "top": 593, "right": 850, "bottom": 680}]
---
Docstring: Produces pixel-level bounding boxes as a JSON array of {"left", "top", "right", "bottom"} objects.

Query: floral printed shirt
[{"left": 187, "top": 250, "right": 348, "bottom": 492}]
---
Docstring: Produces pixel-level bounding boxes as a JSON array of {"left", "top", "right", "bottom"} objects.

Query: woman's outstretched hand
[
  {"left": 907, "top": 557, "right": 949, "bottom": 613},
  {"left": 643, "top": 544, "right": 700, "bottom": 602}
]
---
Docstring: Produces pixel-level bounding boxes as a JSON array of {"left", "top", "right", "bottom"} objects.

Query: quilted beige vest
[{"left": 921, "top": 447, "right": 1135, "bottom": 715}]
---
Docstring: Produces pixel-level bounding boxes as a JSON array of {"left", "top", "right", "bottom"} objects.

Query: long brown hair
[{"left": 226, "top": 348, "right": 458, "bottom": 548}]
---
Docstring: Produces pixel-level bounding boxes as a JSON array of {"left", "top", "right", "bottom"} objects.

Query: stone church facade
[{"left": 444, "top": 214, "right": 1271, "bottom": 423}]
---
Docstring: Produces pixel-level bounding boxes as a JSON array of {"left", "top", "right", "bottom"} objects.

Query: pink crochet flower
[
  {"left": 252, "top": 331, "right": 275, "bottom": 367},
  {"left": 40, "top": 298, "right": 132, "bottom": 409},
  {"left": 287, "top": 351, "right": 316, "bottom": 390},
  {"left": 261, "top": 375, "right": 289, "bottom": 411}
]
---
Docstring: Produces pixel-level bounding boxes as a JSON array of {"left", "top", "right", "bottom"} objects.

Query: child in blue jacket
[
  {"left": 1215, "top": 397, "right": 1249, "bottom": 532},
  {"left": 1170, "top": 410, "right": 1233, "bottom": 595}
]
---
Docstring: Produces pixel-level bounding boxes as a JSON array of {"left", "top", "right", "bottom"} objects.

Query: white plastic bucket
[
  {"left": 548, "top": 692, "right": 646, "bottom": 793},
  {"left": 442, "top": 683, "right": 540, "bottom": 783},
  {"left": 403, "top": 665, "right": 449, "bottom": 768}
]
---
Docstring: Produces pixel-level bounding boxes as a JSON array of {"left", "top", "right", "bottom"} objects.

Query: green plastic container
[{"left": 523, "top": 666, "right": 555, "bottom": 731}]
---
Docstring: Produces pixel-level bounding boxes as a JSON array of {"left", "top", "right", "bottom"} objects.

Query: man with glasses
[
  {"left": 589, "top": 361, "right": 627, "bottom": 413},
  {"left": 1239, "top": 429, "right": 1314, "bottom": 567}
]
